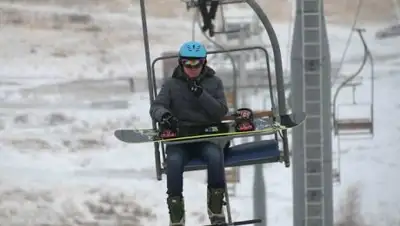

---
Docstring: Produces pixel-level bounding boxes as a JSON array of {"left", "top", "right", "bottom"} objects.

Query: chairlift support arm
[{"left": 332, "top": 28, "right": 369, "bottom": 107}]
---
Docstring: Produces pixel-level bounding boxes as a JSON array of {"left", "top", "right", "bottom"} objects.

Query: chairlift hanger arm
[
  {"left": 340, "top": 29, "right": 369, "bottom": 87},
  {"left": 332, "top": 28, "right": 370, "bottom": 120},
  {"left": 354, "top": 28, "right": 370, "bottom": 55}
]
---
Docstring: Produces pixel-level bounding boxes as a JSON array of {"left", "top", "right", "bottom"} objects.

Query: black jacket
[{"left": 149, "top": 65, "right": 228, "bottom": 125}]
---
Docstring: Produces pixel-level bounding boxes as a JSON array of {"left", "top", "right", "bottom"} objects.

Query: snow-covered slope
[{"left": 1, "top": 6, "right": 400, "bottom": 225}]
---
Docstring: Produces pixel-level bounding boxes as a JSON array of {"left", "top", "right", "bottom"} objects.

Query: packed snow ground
[{"left": 1, "top": 9, "right": 400, "bottom": 226}]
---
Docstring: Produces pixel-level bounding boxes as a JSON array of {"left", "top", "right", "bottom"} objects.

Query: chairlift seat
[
  {"left": 335, "top": 118, "right": 373, "bottom": 134},
  {"left": 162, "top": 139, "right": 280, "bottom": 173}
]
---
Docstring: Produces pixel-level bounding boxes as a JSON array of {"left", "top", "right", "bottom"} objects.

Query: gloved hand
[
  {"left": 160, "top": 112, "right": 179, "bottom": 130},
  {"left": 187, "top": 79, "right": 203, "bottom": 97}
]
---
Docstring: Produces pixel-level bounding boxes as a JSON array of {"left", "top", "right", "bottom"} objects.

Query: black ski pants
[{"left": 166, "top": 142, "right": 226, "bottom": 197}]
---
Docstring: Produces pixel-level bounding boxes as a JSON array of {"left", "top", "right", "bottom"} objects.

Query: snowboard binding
[
  {"left": 158, "top": 123, "right": 178, "bottom": 139},
  {"left": 159, "top": 129, "right": 177, "bottom": 139},
  {"left": 233, "top": 108, "right": 256, "bottom": 132}
]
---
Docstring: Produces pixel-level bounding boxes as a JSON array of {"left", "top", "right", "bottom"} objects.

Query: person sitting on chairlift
[
  {"left": 149, "top": 41, "right": 229, "bottom": 226},
  {"left": 198, "top": 0, "right": 219, "bottom": 37}
]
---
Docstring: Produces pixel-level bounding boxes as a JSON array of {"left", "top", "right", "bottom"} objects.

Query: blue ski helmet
[{"left": 179, "top": 41, "right": 207, "bottom": 59}]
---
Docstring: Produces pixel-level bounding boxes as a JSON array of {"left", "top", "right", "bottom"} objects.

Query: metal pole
[
  {"left": 321, "top": 1, "right": 334, "bottom": 223},
  {"left": 291, "top": 0, "right": 333, "bottom": 226},
  {"left": 249, "top": 27, "right": 266, "bottom": 226},
  {"left": 139, "top": 0, "right": 154, "bottom": 98},
  {"left": 253, "top": 135, "right": 266, "bottom": 226},
  {"left": 139, "top": 0, "right": 162, "bottom": 180}
]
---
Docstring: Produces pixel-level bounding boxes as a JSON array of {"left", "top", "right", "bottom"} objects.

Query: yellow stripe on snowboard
[{"left": 157, "top": 123, "right": 288, "bottom": 143}]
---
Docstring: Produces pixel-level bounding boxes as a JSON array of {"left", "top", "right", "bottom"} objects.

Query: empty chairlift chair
[{"left": 332, "top": 28, "right": 375, "bottom": 137}]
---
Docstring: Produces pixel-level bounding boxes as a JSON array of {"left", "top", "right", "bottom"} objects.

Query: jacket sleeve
[
  {"left": 197, "top": 77, "right": 228, "bottom": 119},
  {"left": 149, "top": 80, "right": 171, "bottom": 122}
]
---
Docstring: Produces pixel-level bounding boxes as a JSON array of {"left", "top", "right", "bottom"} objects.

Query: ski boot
[
  {"left": 207, "top": 188, "right": 226, "bottom": 225},
  {"left": 167, "top": 196, "right": 185, "bottom": 226}
]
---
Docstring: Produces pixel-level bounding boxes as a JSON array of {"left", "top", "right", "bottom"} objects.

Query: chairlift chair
[
  {"left": 151, "top": 47, "right": 288, "bottom": 226},
  {"left": 331, "top": 28, "right": 375, "bottom": 184},
  {"left": 332, "top": 28, "right": 375, "bottom": 137},
  {"left": 151, "top": 47, "right": 288, "bottom": 174},
  {"left": 138, "top": 0, "right": 289, "bottom": 224}
]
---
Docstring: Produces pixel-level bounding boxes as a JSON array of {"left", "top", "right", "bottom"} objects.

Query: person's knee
[
  {"left": 166, "top": 146, "right": 185, "bottom": 169},
  {"left": 168, "top": 151, "right": 182, "bottom": 163},
  {"left": 203, "top": 143, "right": 223, "bottom": 164}
]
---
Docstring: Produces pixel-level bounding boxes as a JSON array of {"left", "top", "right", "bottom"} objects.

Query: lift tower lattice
[{"left": 291, "top": 0, "right": 334, "bottom": 226}]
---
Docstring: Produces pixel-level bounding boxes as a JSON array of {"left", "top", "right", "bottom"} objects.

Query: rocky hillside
[{"left": 0, "top": 0, "right": 399, "bottom": 24}]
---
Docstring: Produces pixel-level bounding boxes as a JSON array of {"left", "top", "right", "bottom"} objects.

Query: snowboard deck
[{"left": 114, "top": 112, "right": 306, "bottom": 145}]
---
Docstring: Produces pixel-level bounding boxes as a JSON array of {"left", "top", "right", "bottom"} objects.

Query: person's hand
[
  {"left": 187, "top": 80, "right": 203, "bottom": 97},
  {"left": 160, "top": 112, "right": 179, "bottom": 129}
]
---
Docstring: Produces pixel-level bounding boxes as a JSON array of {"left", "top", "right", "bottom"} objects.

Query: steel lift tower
[{"left": 291, "top": 0, "right": 334, "bottom": 226}]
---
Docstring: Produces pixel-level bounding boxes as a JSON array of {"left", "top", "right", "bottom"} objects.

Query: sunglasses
[{"left": 181, "top": 59, "right": 205, "bottom": 69}]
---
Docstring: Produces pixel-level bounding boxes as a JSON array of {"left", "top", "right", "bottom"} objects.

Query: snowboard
[{"left": 114, "top": 112, "right": 306, "bottom": 145}]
